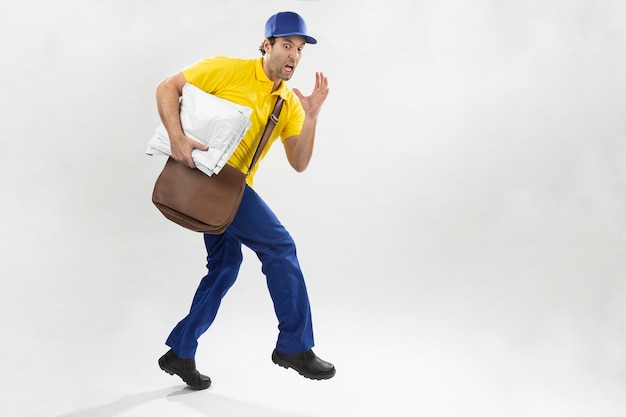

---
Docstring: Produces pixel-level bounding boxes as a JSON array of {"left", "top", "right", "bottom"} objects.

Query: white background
[{"left": 1, "top": 0, "right": 626, "bottom": 416}]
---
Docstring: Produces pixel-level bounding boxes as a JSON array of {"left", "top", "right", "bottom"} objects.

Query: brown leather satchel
[{"left": 152, "top": 97, "right": 284, "bottom": 233}]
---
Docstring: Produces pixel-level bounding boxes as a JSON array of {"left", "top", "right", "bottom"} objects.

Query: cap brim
[{"left": 272, "top": 32, "right": 317, "bottom": 44}]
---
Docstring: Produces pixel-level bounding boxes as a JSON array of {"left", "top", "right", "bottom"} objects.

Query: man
[{"left": 155, "top": 11, "right": 335, "bottom": 390}]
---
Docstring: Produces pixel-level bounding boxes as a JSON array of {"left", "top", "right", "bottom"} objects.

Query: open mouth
[{"left": 284, "top": 63, "right": 295, "bottom": 74}]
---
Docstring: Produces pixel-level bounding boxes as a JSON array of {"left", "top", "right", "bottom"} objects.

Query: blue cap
[{"left": 264, "top": 11, "right": 317, "bottom": 44}]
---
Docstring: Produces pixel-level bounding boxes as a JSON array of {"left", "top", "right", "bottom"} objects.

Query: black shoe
[
  {"left": 272, "top": 349, "right": 336, "bottom": 380},
  {"left": 158, "top": 349, "right": 211, "bottom": 390}
]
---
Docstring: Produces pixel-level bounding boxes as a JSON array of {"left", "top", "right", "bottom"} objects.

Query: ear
[{"left": 263, "top": 39, "right": 272, "bottom": 54}]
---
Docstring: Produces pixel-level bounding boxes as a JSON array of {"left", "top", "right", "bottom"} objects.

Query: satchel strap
[{"left": 247, "top": 96, "right": 285, "bottom": 175}]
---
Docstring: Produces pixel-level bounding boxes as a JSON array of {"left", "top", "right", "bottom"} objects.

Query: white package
[{"left": 146, "top": 83, "right": 252, "bottom": 176}]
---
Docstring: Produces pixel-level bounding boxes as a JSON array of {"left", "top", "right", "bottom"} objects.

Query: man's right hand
[{"left": 169, "top": 132, "right": 209, "bottom": 169}]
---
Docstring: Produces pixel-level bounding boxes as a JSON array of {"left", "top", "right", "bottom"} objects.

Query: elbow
[
  {"left": 156, "top": 76, "right": 169, "bottom": 92},
  {"left": 156, "top": 74, "right": 184, "bottom": 98},
  {"left": 283, "top": 137, "right": 313, "bottom": 173},
  {"left": 156, "top": 77, "right": 174, "bottom": 97},
  {"left": 155, "top": 79, "right": 168, "bottom": 101},
  {"left": 290, "top": 159, "right": 309, "bottom": 173}
]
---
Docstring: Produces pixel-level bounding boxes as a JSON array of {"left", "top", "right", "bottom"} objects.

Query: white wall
[{"left": 1, "top": 1, "right": 625, "bottom": 416}]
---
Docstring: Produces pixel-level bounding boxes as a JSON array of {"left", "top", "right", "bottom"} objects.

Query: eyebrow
[{"left": 281, "top": 38, "right": 306, "bottom": 47}]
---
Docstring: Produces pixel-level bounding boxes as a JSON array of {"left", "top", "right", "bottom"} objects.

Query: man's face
[{"left": 263, "top": 36, "right": 306, "bottom": 82}]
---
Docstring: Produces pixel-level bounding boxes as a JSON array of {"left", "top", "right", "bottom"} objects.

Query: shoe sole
[{"left": 272, "top": 354, "right": 336, "bottom": 380}]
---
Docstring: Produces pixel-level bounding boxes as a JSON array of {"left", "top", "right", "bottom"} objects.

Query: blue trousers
[{"left": 165, "top": 186, "right": 315, "bottom": 358}]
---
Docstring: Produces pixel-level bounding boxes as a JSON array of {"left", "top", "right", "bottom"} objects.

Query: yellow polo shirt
[{"left": 182, "top": 56, "right": 305, "bottom": 186}]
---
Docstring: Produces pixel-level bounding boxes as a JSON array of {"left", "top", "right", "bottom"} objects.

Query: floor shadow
[
  {"left": 53, "top": 386, "right": 318, "bottom": 417},
  {"left": 167, "top": 389, "right": 318, "bottom": 417},
  {"left": 53, "top": 387, "right": 183, "bottom": 417}
]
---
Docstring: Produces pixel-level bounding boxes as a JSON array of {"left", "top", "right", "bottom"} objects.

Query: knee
[
  {"left": 264, "top": 232, "right": 298, "bottom": 259},
  {"left": 205, "top": 235, "right": 244, "bottom": 276}
]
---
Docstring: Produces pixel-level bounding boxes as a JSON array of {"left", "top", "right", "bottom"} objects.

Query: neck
[{"left": 262, "top": 56, "right": 282, "bottom": 92}]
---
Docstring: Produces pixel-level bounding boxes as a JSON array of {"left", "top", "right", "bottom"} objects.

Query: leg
[
  {"left": 159, "top": 232, "right": 242, "bottom": 389},
  {"left": 228, "top": 186, "right": 314, "bottom": 354},
  {"left": 165, "top": 232, "right": 243, "bottom": 358},
  {"left": 229, "top": 187, "right": 335, "bottom": 379}
]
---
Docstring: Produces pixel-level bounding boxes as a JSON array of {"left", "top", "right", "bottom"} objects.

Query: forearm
[
  {"left": 287, "top": 72, "right": 329, "bottom": 172},
  {"left": 156, "top": 79, "right": 185, "bottom": 142},
  {"left": 285, "top": 116, "right": 318, "bottom": 172}
]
